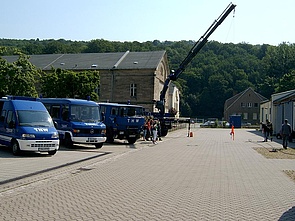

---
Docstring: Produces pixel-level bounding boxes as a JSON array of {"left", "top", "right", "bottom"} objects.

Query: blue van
[
  {"left": 99, "top": 102, "right": 145, "bottom": 144},
  {"left": 41, "top": 98, "right": 106, "bottom": 148},
  {"left": 0, "top": 96, "right": 60, "bottom": 155}
]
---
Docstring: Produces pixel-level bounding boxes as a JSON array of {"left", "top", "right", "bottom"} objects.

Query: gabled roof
[
  {"left": 2, "top": 51, "right": 167, "bottom": 71},
  {"left": 224, "top": 87, "right": 267, "bottom": 111}
]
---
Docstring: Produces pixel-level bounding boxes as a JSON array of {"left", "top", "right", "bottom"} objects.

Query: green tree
[
  {"left": 41, "top": 68, "right": 100, "bottom": 100},
  {"left": 275, "top": 70, "right": 295, "bottom": 93},
  {"left": 0, "top": 54, "right": 39, "bottom": 97}
]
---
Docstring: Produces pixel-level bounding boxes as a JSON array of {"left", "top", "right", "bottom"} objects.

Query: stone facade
[
  {"left": 224, "top": 87, "right": 267, "bottom": 125},
  {"left": 3, "top": 51, "right": 177, "bottom": 114}
]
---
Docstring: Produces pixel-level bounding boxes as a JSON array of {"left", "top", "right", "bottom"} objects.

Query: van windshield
[
  {"left": 71, "top": 105, "right": 100, "bottom": 123},
  {"left": 18, "top": 110, "right": 54, "bottom": 127}
]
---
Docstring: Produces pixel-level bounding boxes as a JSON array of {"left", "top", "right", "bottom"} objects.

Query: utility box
[{"left": 229, "top": 115, "right": 241, "bottom": 128}]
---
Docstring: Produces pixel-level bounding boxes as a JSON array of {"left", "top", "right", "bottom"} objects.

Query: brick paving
[{"left": 0, "top": 127, "right": 295, "bottom": 220}]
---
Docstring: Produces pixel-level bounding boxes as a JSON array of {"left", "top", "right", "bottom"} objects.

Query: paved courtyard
[{"left": 0, "top": 127, "right": 295, "bottom": 220}]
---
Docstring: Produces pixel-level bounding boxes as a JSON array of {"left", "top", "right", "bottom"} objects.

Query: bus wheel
[
  {"left": 95, "top": 143, "right": 103, "bottom": 149},
  {"left": 48, "top": 150, "right": 57, "bottom": 155},
  {"left": 12, "top": 140, "right": 21, "bottom": 156}
]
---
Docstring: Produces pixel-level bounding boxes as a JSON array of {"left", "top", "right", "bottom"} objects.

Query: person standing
[
  {"left": 152, "top": 120, "right": 158, "bottom": 144},
  {"left": 266, "top": 119, "right": 273, "bottom": 141},
  {"left": 281, "top": 119, "right": 292, "bottom": 149},
  {"left": 143, "top": 117, "right": 148, "bottom": 141},
  {"left": 261, "top": 122, "right": 269, "bottom": 142}
]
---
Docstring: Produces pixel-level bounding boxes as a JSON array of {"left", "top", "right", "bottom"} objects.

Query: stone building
[
  {"left": 3, "top": 51, "right": 179, "bottom": 115},
  {"left": 224, "top": 87, "right": 267, "bottom": 125}
]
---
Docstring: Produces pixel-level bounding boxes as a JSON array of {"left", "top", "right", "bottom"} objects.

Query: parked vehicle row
[{"left": 0, "top": 96, "right": 146, "bottom": 156}]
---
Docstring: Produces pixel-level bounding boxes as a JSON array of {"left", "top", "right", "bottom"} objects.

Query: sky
[{"left": 1, "top": 0, "right": 294, "bottom": 46}]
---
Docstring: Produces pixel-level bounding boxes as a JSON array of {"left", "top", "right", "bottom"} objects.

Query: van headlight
[
  {"left": 51, "top": 132, "right": 59, "bottom": 139},
  {"left": 22, "top": 134, "right": 35, "bottom": 139}
]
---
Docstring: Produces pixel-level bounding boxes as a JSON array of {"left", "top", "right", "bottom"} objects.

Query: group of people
[
  {"left": 143, "top": 117, "right": 162, "bottom": 144},
  {"left": 261, "top": 119, "right": 292, "bottom": 149},
  {"left": 261, "top": 119, "right": 273, "bottom": 142}
]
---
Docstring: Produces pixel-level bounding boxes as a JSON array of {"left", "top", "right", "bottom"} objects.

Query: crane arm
[{"left": 156, "top": 2, "right": 236, "bottom": 113}]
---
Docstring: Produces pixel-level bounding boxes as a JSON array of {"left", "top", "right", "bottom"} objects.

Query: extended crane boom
[{"left": 156, "top": 2, "right": 236, "bottom": 113}]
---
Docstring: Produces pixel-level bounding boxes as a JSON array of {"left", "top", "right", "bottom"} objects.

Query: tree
[
  {"left": 41, "top": 68, "right": 100, "bottom": 100},
  {"left": 0, "top": 53, "right": 39, "bottom": 97},
  {"left": 275, "top": 70, "right": 295, "bottom": 93}
]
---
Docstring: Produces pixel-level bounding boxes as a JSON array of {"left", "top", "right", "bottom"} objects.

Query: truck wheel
[
  {"left": 106, "top": 128, "right": 114, "bottom": 143},
  {"left": 48, "top": 150, "right": 57, "bottom": 155},
  {"left": 95, "top": 143, "right": 103, "bottom": 149},
  {"left": 161, "top": 129, "right": 168, "bottom": 137},
  {"left": 127, "top": 137, "right": 137, "bottom": 144},
  {"left": 64, "top": 134, "right": 74, "bottom": 148},
  {"left": 12, "top": 140, "right": 21, "bottom": 156}
]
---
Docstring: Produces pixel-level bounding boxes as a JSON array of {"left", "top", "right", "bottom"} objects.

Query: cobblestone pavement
[{"left": 1, "top": 127, "right": 295, "bottom": 220}]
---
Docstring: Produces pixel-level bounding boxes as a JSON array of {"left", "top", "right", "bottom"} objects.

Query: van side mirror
[
  {"left": 54, "top": 121, "right": 58, "bottom": 128},
  {"left": 8, "top": 120, "right": 15, "bottom": 129}
]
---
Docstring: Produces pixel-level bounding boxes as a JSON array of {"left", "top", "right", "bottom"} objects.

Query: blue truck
[
  {"left": 99, "top": 102, "right": 145, "bottom": 144},
  {"left": 0, "top": 96, "right": 60, "bottom": 155},
  {"left": 41, "top": 98, "right": 106, "bottom": 148}
]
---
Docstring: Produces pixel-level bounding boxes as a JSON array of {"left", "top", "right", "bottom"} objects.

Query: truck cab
[
  {"left": 41, "top": 98, "right": 106, "bottom": 148},
  {"left": 0, "top": 96, "right": 59, "bottom": 155},
  {"left": 99, "top": 102, "right": 145, "bottom": 144}
]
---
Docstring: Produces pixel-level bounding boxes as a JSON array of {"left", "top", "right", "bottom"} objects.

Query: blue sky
[{"left": 1, "top": 0, "right": 294, "bottom": 46}]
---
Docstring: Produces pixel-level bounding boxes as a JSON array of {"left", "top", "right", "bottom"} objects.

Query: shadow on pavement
[{"left": 279, "top": 206, "right": 295, "bottom": 221}]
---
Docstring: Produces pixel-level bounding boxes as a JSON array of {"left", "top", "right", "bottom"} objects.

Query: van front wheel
[
  {"left": 12, "top": 141, "right": 21, "bottom": 156},
  {"left": 127, "top": 137, "right": 137, "bottom": 144},
  {"left": 64, "top": 134, "right": 74, "bottom": 148},
  {"left": 95, "top": 143, "right": 103, "bottom": 149},
  {"left": 48, "top": 150, "right": 57, "bottom": 155}
]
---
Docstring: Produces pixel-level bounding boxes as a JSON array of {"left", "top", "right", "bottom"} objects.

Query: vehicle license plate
[
  {"left": 38, "top": 148, "right": 49, "bottom": 151},
  {"left": 87, "top": 138, "right": 97, "bottom": 142}
]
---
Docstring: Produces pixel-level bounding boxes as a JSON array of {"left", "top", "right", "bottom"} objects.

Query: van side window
[
  {"left": 0, "top": 101, "right": 4, "bottom": 123},
  {"left": 111, "top": 107, "right": 118, "bottom": 116},
  {"left": 62, "top": 105, "right": 69, "bottom": 121},
  {"left": 6, "top": 110, "right": 15, "bottom": 124},
  {"left": 100, "top": 106, "right": 106, "bottom": 114},
  {"left": 44, "top": 104, "right": 51, "bottom": 113},
  {"left": 51, "top": 105, "right": 61, "bottom": 119},
  {"left": 0, "top": 110, "right": 6, "bottom": 123}
]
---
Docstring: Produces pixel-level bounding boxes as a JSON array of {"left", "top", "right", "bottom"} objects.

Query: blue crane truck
[
  {"left": 154, "top": 3, "right": 236, "bottom": 136},
  {"left": 99, "top": 102, "right": 145, "bottom": 144}
]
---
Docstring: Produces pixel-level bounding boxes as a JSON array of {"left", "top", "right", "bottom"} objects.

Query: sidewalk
[{"left": 0, "top": 127, "right": 295, "bottom": 220}]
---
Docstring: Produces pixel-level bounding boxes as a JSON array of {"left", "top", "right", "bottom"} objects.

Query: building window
[
  {"left": 130, "top": 83, "right": 137, "bottom": 97},
  {"left": 254, "top": 103, "right": 258, "bottom": 108},
  {"left": 253, "top": 113, "right": 257, "bottom": 120},
  {"left": 247, "top": 103, "right": 252, "bottom": 108},
  {"left": 241, "top": 102, "right": 245, "bottom": 107},
  {"left": 243, "top": 113, "right": 248, "bottom": 120}
]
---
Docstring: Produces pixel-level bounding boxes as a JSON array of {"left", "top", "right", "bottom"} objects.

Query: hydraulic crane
[{"left": 155, "top": 2, "right": 236, "bottom": 115}]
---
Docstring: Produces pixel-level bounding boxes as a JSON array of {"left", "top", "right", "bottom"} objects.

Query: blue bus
[
  {"left": 0, "top": 96, "right": 59, "bottom": 155},
  {"left": 99, "top": 102, "right": 145, "bottom": 144},
  {"left": 41, "top": 98, "right": 106, "bottom": 148}
]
